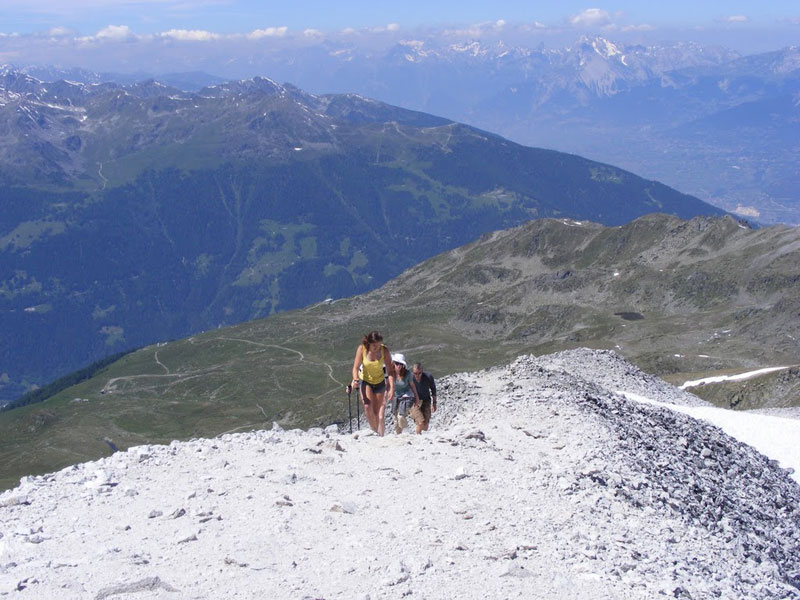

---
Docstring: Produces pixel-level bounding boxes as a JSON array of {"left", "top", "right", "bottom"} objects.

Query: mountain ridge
[
  {"left": 1, "top": 349, "right": 799, "bottom": 598},
  {"left": 2, "top": 213, "right": 798, "bottom": 491},
  {"left": 111, "top": 36, "right": 790, "bottom": 225}
]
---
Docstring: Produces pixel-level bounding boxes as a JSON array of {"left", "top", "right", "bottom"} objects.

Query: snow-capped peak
[
  {"left": 449, "top": 40, "right": 487, "bottom": 57},
  {"left": 593, "top": 37, "right": 622, "bottom": 58}
]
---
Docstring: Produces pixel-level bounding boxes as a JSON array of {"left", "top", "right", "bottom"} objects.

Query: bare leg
[
  {"left": 362, "top": 387, "right": 378, "bottom": 432},
  {"left": 413, "top": 405, "right": 429, "bottom": 434},
  {"left": 375, "top": 393, "right": 387, "bottom": 437}
]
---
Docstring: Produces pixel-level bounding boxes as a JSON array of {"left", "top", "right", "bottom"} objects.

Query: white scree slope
[{"left": 1, "top": 349, "right": 799, "bottom": 599}]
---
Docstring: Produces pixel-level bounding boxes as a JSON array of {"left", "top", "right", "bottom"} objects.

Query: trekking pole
[
  {"left": 346, "top": 384, "right": 353, "bottom": 434},
  {"left": 355, "top": 382, "right": 361, "bottom": 430}
]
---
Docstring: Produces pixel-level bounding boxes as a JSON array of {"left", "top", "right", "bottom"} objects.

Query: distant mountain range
[
  {"left": 0, "top": 69, "right": 727, "bottom": 404},
  {"left": 295, "top": 37, "right": 800, "bottom": 226},
  {"left": 1, "top": 213, "right": 798, "bottom": 491},
  {"left": 17, "top": 36, "right": 794, "bottom": 224}
]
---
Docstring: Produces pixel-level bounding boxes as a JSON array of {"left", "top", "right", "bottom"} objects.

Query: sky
[
  {"left": 2, "top": 0, "right": 799, "bottom": 37},
  {"left": 0, "top": 2, "right": 798, "bottom": 78}
]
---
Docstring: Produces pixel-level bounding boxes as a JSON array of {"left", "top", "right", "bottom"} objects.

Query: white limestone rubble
[{"left": 1, "top": 349, "right": 799, "bottom": 599}]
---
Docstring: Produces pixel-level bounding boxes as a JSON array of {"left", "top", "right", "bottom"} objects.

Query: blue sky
[
  {"left": 1, "top": 1, "right": 798, "bottom": 77},
  {"left": 3, "top": 0, "right": 798, "bottom": 37}
]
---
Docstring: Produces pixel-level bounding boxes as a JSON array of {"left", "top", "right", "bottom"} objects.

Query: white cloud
[
  {"left": 303, "top": 28, "right": 323, "bottom": 37},
  {"left": 442, "top": 20, "right": 510, "bottom": 37},
  {"left": 160, "top": 28, "right": 221, "bottom": 41},
  {"left": 98, "top": 25, "right": 133, "bottom": 39},
  {"left": 521, "top": 21, "right": 549, "bottom": 30},
  {"left": 569, "top": 8, "right": 613, "bottom": 28},
  {"left": 621, "top": 23, "right": 655, "bottom": 32},
  {"left": 246, "top": 27, "right": 288, "bottom": 39},
  {"left": 720, "top": 15, "right": 750, "bottom": 24},
  {"left": 89, "top": 24, "right": 135, "bottom": 41},
  {"left": 368, "top": 23, "right": 401, "bottom": 33},
  {"left": 47, "top": 27, "right": 73, "bottom": 37}
]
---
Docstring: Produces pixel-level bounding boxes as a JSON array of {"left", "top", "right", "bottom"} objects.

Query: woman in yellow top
[{"left": 350, "top": 330, "right": 394, "bottom": 436}]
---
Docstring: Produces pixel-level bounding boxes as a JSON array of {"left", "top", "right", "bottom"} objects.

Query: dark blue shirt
[{"left": 412, "top": 372, "right": 437, "bottom": 403}]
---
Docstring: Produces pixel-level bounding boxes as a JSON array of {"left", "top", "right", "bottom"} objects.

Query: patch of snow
[
  {"left": 593, "top": 38, "right": 622, "bottom": 58},
  {"left": 680, "top": 366, "right": 793, "bottom": 389},
  {"left": 619, "top": 391, "right": 800, "bottom": 484}
]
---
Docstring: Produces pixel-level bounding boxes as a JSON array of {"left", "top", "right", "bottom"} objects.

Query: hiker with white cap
[{"left": 390, "top": 353, "right": 420, "bottom": 434}]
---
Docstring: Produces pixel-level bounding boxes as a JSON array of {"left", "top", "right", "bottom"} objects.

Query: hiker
[
  {"left": 390, "top": 353, "right": 420, "bottom": 434},
  {"left": 410, "top": 362, "right": 437, "bottom": 434},
  {"left": 350, "top": 331, "right": 394, "bottom": 436}
]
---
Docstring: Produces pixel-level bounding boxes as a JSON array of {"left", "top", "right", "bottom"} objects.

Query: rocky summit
[{"left": 1, "top": 349, "right": 799, "bottom": 599}]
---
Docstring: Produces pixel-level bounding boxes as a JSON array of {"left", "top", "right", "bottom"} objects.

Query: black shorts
[{"left": 360, "top": 379, "right": 386, "bottom": 395}]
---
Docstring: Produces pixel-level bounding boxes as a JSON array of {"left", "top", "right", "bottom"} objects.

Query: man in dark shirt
[{"left": 410, "top": 362, "right": 437, "bottom": 434}]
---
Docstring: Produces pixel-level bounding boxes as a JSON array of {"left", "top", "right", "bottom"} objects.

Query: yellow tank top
[{"left": 359, "top": 345, "right": 386, "bottom": 385}]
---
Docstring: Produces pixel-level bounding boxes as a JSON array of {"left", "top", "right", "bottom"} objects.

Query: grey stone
[{"left": 94, "top": 576, "right": 178, "bottom": 599}]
